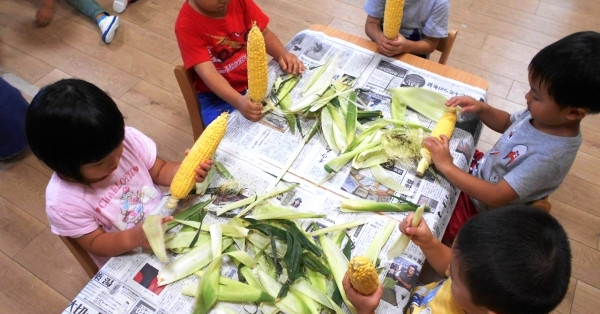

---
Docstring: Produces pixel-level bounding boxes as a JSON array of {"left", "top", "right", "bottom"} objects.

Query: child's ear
[{"left": 566, "top": 107, "right": 587, "bottom": 121}]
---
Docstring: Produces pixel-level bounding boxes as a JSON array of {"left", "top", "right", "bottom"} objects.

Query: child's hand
[
  {"left": 137, "top": 216, "right": 174, "bottom": 249},
  {"left": 376, "top": 34, "right": 408, "bottom": 57},
  {"left": 235, "top": 94, "right": 263, "bottom": 121},
  {"left": 194, "top": 160, "right": 213, "bottom": 182},
  {"left": 277, "top": 52, "right": 305, "bottom": 75},
  {"left": 400, "top": 212, "right": 436, "bottom": 249},
  {"left": 36, "top": 5, "right": 53, "bottom": 27},
  {"left": 422, "top": 135, "right": 453, "bottom": 173},
  {"left": 342, "top": 272, "right": 383, "bottom": 314},
  {"left": 446, "top": 96, "right": 485, "bottom": 114}
]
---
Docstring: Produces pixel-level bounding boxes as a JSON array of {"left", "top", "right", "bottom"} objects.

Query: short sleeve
[
  {"left": 124, "top": 127, "right": 157, "bottom": 171},
  {"left": 422, "top": 0, "right": 449, "bottom": 38},
  {"left": 364, "top": 0, "right": 385, "bottom": 18},
  {"left": 47, "top": 202, "right": 100, "bottom": 237}
]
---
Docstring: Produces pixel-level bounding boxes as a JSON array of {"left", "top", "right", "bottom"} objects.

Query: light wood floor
[{"left": 1, "top": 0, "right": 599, "bottom": 312}]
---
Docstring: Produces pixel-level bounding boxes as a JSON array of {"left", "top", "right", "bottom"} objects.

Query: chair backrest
[
  {"left": 174, "top": 65, "right": 205, "bottom": 141},
  {"left": 59, "top": 236, "right": 98, "bottom": 278},
  {"left": 435, "top": 29, "right": 458, "bottom": 65}
]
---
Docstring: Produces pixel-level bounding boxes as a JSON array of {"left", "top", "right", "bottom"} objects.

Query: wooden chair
[
  {"left": 59, "top": 236, "right": 98, "bottom": 278},
  {"left": 174, "top": 64, "right": 205, "bottom": 141},
  {"left": 435, "top": 29, "right": 458, "bottom": 65},
  {"left": 531, "top": 195, "right": 552, "bottom": 212}
]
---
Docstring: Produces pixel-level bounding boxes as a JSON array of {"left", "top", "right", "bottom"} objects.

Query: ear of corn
[
  {"left": 167, "top": 112, "right": 229, "bottom": 209},
  {"left": 383, "top": 0, "right": 405, "bottom": 39},
  {"left": 247, "top": 21, "right": 268, "bottom": 103},
  {"left": 348, "top": 256, "right": 379, "bottom": 295},
  {"left": 416, "top": 107, "right": 458, "bottom": 176}
]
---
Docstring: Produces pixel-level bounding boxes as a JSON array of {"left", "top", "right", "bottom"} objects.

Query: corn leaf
[
  {"left": 142, "top": 215, "right": 169, "bottom": 263},
  {"left": 193, "top": 255, "right": 221, "bottom": 314},
  {"left": 307, "top": 219, "right": 368, "bottom": 236},
  {"left": 386, "top": 204, "right": 426, "bottom": 259},
  {"left": 318, "top": 234, "right": 357, "bottom": 314},
  {"left": 369, "top": 164, "right": 408, "bottom": 194},
  {"left": 388, "top": 87, "right": 448, "bottom": 122},
  {"left": 363, "top": 219, "right": 396, "bottom": 263},
  {"left": 340, "top": 199, "right": 419, "bottom": 213}
]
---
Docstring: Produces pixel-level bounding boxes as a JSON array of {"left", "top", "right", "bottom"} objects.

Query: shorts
[
  {"left": 197, "top": 91, "right": 245, "bottom": 125},
  {"left": 442, "top": 149, "right": 484, "bottom": 242}
]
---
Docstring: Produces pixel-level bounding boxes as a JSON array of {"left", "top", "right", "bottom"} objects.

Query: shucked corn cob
[
  {"left": 166, "top": 112, "right": 229, "bottom": 209},
  {"left": 383, "top": 0, "right": 405, "bottom": 39},
  {"left": 416, "top": 107, "right": 458, "bottom": 176},
  {"left": 348, "top": 256, "right": 380, "bottom": 295},
  {"left": 247, "top": 21, "right": 268, "bottom": 103}
]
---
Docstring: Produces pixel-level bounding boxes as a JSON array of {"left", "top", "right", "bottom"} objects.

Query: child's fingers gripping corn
[
  {"left": 416, "top": 107, "right": 458, "bottom": 176},
  {"left": 166, "top": 112, "right": 229, "bottom": 209}
]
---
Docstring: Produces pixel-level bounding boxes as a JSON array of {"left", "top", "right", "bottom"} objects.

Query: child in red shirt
[{"left": 175, "top": 0, "right": 305, "bottom": 124}]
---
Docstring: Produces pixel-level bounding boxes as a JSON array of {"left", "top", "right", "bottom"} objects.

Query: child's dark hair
[
  {"left": 454, "top": 206, "right": 571, "bottom": 314},
  {"left": 529, "top": 31, "right": 600, "bottom": 113},
  {"left": 26, "top": 79, "right": 125, "bottom": 182}
]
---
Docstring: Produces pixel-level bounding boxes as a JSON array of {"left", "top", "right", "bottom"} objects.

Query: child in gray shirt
[{"left": 422, "top": 31, "right": 600, "bottom": 241}]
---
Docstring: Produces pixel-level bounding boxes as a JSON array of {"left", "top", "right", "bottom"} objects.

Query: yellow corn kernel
[
  {"left": 247, "top": 21, "right": 268, "bottom": 103},
  {"left": 416, "top": 107, "right": 458, "bottom": 176},
  {"left": 383, "top": 0, "right": 405, "bottom": 39},
  {"left": 167, "top": 112, "right": 229, "bottom": 209},
  {"left": 348, "top": 256, "right": 380, "bottom": 295}
]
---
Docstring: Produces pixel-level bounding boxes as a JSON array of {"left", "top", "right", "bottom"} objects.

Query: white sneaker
[
  {"left": 98, "top": 15, "right": 119, "bottom": 44},
  {"left": 113, "top": 0, "right": 128, "bottom": 14}
]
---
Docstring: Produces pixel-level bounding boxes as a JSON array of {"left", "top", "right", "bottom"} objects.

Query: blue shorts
[{"left": 197, "top": 91, "right": 246, "bottom": 125}]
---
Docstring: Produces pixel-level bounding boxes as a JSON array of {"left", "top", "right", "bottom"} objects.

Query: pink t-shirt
[{"left": 46, "top": 127, "right": 164, "bottom": 267}]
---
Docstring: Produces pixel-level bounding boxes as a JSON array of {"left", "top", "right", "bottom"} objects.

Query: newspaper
[{"left": 64, "top": 29, "right": 486, "bottom": 314}]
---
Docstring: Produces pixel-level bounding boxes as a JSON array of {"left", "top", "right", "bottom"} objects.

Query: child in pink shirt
[{"left": 26, "top": 79, "right": 212, "bottom": 268}]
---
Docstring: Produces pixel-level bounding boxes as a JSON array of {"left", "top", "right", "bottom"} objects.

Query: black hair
[
  {"left": 529, "top": 31, "right": 600, "bottom": 113},
  {"left": 454, "top": 206, "right": 571, "bottom": 314},
  {"left": 26, "top": 79, "right": 125, "bottom": 182}
]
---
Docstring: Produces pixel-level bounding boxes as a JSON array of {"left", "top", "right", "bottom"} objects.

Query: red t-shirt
[{"left": 175, "top": 0, "right": 269, "bottom": 93}]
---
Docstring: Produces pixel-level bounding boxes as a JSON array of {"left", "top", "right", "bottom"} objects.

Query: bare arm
[
  {"left": 75, "top": 225, "right": 150, "bottom": 257},
  {"left": 424, "top": 135, "right": 519, "bottom": 207},
  {"left": 263, "top": 27, "right": 305, "bottom": 74},
  {"left": 193, "top": 61, "right": 262, "bottom": 121},
  {"left": 447, "top": 96, "right": 512, "bottom": 133}
]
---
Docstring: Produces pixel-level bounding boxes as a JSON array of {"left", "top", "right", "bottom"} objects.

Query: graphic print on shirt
[
  {"left": 407, "top": 280, "right": 445, "bottom": 313},
  {"left": 503, "top": 144, "right": 527, "bottom": 165},
  {"left": 206, "top": 29, "right": 249, "bottom": 64},
  {"left": 120, "top": 186, "right": 146, "bottom": 225}
]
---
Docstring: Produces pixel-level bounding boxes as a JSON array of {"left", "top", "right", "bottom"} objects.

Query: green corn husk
[
  {"left": 363, "top": 219, "right": 396, "bottom": 263},
  {"left": 193, "top": 255, "right": 221, "bottom": 314},
  {"left": 157, "top": 237, "right": 233, "bottom": 286},
  {"left": 369, "top": 164, "right": 408, "bottom": 194},
  {"left": 386, "top": 204, "right": 426, "bottom": 259},
  {"left": 340, "top": 199, "right": 419, "bottom": 213},
  {"left": 318, "top": 234, "right": 357, "bottom": 314},
  {"left": 142, "top": 215, "right": 169, "bottom": 263},
  {"left": 388, "top": 87, "right": 448, "bottom": 122}
]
